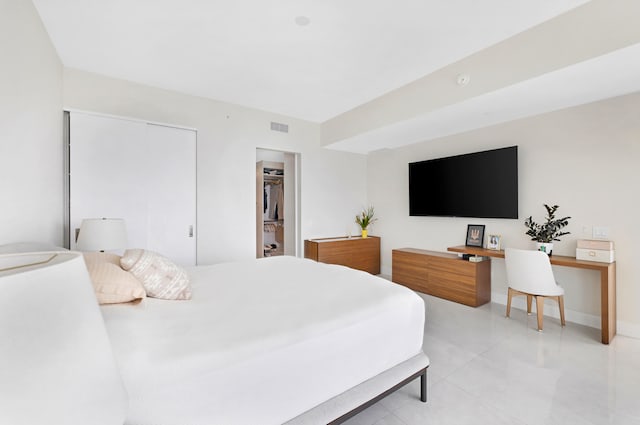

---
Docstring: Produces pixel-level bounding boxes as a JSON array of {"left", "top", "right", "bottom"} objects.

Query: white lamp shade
[{"left": 76, "top": 218, "right": 127, "bottom": 251}]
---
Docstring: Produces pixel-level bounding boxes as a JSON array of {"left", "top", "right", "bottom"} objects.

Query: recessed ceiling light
[{"left": 295, "top": 16, "right": 310, "bottom": 26}]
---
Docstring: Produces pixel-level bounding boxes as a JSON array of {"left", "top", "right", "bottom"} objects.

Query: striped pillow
[{"left": 120, "top": 249, "right": 191, "bottom": 300}]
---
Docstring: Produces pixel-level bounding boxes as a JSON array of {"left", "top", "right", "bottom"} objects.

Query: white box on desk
[
  {"left": 576, "top": 239, "right": 614, "bottom": 263},
  {"left": 576, "top": 248, "right": 615, "bottom": 263},
  {"left": 577, "top": 239, "right": 614, "bottom": 250}
]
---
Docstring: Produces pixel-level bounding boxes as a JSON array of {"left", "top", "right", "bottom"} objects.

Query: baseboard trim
[
  {"left": 491, "top": 291, "right": 640, "bottom": 340},
  {"left": 618, "top": 321, "right": 640, "bottom": 339}
]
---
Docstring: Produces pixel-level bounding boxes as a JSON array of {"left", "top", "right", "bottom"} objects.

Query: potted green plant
[
  {"left": 524, "top": 204, "right": 571, "bottom": 255},
  {"left": 355, "top": 206, "right": 377, "bottom": 238}
]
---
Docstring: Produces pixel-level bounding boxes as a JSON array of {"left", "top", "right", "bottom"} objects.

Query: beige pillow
[
  {"left": 83, "top": 253, "right": 146, "bottom": 304},
  {"left": 120, "top": 249, "right": 191, "bottom": 300},
  {"left": 83, "top": 252, "right": 121, "bottom": 267}
]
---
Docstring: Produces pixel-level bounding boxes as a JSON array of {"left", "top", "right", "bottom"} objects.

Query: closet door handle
[{"left": 188, "top": 225, "right": 194, "bottom": 238}]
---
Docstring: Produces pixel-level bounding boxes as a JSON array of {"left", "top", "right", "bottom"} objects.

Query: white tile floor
[{"left": 344, "top": 293, "right": 640, "bottom": 425}]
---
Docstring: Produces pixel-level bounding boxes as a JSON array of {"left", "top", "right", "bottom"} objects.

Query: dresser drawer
[
  {"left": 305, "top": 236, "right": 380, "bottom": 274},
  {"left": 392, "top": 250, "right": 429, "bottom": 288},
  {"left": 392, "top": 248, "right": 491, "bottom": 307},
  {"left": 428, "top": 255, "right": 476, "bottom": 277},
  {"left": 427, "top": 270, "right": 477, "bottom": 306}
]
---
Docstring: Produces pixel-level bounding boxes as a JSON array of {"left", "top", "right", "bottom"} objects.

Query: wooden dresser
[
  {"left": 392, "top": 248, "right": 491, "bottom": 307},
  {"left": 304, "top": 236, "right": 380, "bottom": 274}
]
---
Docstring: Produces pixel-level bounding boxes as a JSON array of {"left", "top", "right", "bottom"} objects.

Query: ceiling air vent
[{"left": 270, "top": 121, "right": 289, "bottom": 133}]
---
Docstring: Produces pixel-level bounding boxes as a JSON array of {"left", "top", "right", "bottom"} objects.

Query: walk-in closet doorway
[{"left": 256, "top": 148, "right": 301, "bottom": 258}]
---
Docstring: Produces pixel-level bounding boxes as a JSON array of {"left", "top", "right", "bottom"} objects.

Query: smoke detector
[
  {"left": 295, "top": 16, "right": 310, "bottom": 26},
  {"left": 456, "top": 74, "right": 471, "bottom": 86}
]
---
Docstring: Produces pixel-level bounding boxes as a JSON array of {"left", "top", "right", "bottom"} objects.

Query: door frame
[{"left": 256, "top": 148, "right": 302, "bottom": 258}]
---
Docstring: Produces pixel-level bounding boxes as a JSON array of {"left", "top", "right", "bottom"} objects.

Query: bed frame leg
[{"left": 420, "top": 369, "right": 427, "bottom": 403}]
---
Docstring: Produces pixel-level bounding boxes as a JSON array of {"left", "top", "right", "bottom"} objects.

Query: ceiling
[
  {"left": 33, "top": 0, "right": 590, "bottom": 124},
  {"left": 33, "top": 0, "right": 640, "bottom": 153},
  {"left": 325, "top": 41, "right": 640, "bottom": 153}
]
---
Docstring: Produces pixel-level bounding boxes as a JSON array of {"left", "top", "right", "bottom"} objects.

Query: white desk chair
[{"left": 505, "top": 248, "right": 566, "bottom": 331}]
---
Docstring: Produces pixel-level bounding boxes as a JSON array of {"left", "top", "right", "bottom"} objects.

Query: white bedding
[{"left": 101, "top": 256, "right": 425, "bottom": 425}]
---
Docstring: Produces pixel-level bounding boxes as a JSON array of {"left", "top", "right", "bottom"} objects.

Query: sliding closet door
[
  {"left": 145, "top": 124, "right": 196, "bottom": 265},
  {"left": 69, "top": 112, "right": 196, "bottom": 265},
  {"left": 70, "top": 113, "right": 149, "bottom": 251}
]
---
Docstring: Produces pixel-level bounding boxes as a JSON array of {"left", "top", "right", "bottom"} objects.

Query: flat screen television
[{"left": 409, "top": 146, "right": 518, "bottom": 219}]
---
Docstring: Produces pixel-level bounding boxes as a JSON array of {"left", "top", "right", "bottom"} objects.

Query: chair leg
[
  {"left": 558, "top": 295, "right": 566, "bottom": 326},
  {"left": 506, "top": 288, "right": 513, "bottom": 318},
  {"left": 536, "top": 296, "right": 544, "bottom": 331},
  {"left": 526, "top": 295, "right": 533, "bottom": 315}
]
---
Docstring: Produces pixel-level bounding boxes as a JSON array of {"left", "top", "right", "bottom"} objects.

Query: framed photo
[
  {"left": 465, "top": 224, "right": 485, "bottom": 247},
  {"left": 487, "top": 234, "right": 502, "bottom": 250}
]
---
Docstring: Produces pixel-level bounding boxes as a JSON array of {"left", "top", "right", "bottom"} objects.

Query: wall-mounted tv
[{"left": 409, "top": 146, "right": 518, "bottom": 219}]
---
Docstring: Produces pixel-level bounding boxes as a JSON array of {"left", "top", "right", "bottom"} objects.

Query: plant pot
[
  {"left": 536, "top": 242, "right": 554, "bottom": 256},
  {"left": 361, "top": 229, "right": 368, "bottom": 238}
]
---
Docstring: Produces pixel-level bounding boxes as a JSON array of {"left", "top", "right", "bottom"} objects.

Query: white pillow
[
  {"left": 120, "top": 249, "right": 191, "bottom": 300},
  {"left": 83, "top": 251, "right": 121, "bottom": 266},
  {"left": 0, "top": 252, "right": 127, "bottom": 425}
]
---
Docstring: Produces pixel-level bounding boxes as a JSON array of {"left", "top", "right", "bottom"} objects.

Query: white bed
[{"left": 101, "top": 256, "right": 427, "bottom": 425}]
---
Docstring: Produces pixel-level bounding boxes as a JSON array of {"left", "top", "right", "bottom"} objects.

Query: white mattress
[{"left": 101, "top": 256, "right": 425, "bottom": 425}]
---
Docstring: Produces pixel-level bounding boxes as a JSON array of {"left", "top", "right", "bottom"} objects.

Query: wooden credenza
[
  {"left": 304, "top": 236, "right": 380, "bottom": 274},
  {"left": 392, "top": 248, "right": 491, "bottom": 307}
]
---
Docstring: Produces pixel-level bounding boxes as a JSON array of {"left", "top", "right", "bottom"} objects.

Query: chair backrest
[{"left": 504, "top": 248, "right": 561, "bottom": 295}]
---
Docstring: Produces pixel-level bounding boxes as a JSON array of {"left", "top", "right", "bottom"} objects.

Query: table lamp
[{"left": 76, "top": 218, "right": 127, "bottom": 252}]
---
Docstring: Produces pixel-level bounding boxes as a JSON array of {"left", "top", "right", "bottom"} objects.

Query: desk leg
[{"left": 601, "top": 263, "right": 616, "bottom": 344}]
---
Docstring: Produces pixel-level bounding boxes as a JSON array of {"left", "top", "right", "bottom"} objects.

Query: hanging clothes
[
  {"left": 264, "top": 184, "right": 272, "bottom": 219},
  {"left": 269, "top": 183, "right": 283, "bottom": 220},
  {"left": 264, "top": 187, "right": 267, "bottom": 212}
]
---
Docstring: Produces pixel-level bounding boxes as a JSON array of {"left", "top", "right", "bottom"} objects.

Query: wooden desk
[{"left": 447, "top": 245, "right": 616, "bottom": 344}]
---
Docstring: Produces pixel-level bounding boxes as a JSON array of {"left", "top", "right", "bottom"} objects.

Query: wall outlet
[
  {"left": 581, "top": 226, "right": 592, "bottom": 236},
  {"left": 592, "top": 226, "right": 610, "bottom": 239}
]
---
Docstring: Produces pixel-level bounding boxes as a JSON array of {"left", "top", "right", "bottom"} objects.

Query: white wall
[
  {"left": 0, "top": 0, "right": 63, "bottom": 244},
  {"left": 367, "top": 92, "right": 640, "bottom": 337},
  {"left": 63, "top": 69, "right": 367, "bottom": 264}
]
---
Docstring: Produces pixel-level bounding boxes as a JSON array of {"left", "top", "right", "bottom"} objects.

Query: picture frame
[
  {"left": 465, "top": 224, "right": 485, "bottom": 247},
  {"left": 487, "top": 234, "right": 502, "bottom": 250}
]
